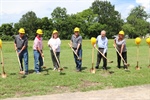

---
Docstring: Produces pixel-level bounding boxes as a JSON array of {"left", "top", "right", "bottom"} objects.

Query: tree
[
  {"left": 51, "top": 7, "right": 68, "bottom": 39},
  {"left": 0, "top": 23, "right": 14, "bottom": 40},
  {"left": 90, "top": 0, "right": 123, "bottom": 38},
  {"left": 17, "top": 11, "right": 38, "bottom": 39},
  {"left": 126, "top": 6, "right": 150, "bottom": 37}
]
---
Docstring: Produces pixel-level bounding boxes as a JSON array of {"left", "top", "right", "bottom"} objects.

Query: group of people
[{"left": 14, "top": 27, "right": 128, "bottom": 75}]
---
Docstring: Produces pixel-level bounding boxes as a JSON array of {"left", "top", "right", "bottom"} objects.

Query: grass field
[{"left": 0, "top": 39, "right": 150, "bottom": 99}]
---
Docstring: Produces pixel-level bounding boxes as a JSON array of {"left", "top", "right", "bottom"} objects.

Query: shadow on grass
[
  {"left": 63, "top": 67, "right": 68, "bottom": 69},
  {"left": 29, "top": 69, "right": 35, "bottom": 74},
  {"left": 60, "top": 72, "right": 66, "bottom": 75},
  {"left": 82, "top": 67, "right": 87, "bottom": 70},
  {"left": 10, "top": 73, "right": 16, "bottom": 75},
  {"left": 17, "top": 75, "right": 26, "bottom": 79}
]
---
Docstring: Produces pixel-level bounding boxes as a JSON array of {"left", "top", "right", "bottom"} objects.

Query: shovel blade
[
  {"left": 58, "top": 68, "right": 64, "bottom": 72},
  {"left": 109, "top": 61, "right": 113, "bottom": 63},
  {"left": 42, "top": 66, "right": 47, "bottom": 69},
  {"left": 1, "top": 73, "right": 7, "bottom": 78},
  {"left": 135, "top": 66, "right": 140, "bottom": 70},
  {"left": 90, "top": 68, "right": 96, "bottom": 74}
]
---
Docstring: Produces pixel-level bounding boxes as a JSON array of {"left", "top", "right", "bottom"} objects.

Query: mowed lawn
[{"left": 0, "top": 39, "right": 150, "bottom": 99}]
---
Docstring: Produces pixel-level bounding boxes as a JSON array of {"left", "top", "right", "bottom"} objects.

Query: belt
[{"left": 98, "top": 48, "right": 104, "bottom": 49}]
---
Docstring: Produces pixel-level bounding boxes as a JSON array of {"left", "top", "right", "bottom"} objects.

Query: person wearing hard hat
[
  {"left": 94, "top": 30, "right": 108, "bottom": 71},
  {"left": 14, "top": 28, "right": 28, "bottom": 75},
  {"left": 33, "top": 29, "right": 44, "bottom": 74},
  {"left": 48, "top": 30, "right": 61, "bottom": 71},
  {"left": 113, "top": 30, "right": 128, "bottom": 70},
  {"left": 70, "top": 27, "right": 82, "bottom": 72}
]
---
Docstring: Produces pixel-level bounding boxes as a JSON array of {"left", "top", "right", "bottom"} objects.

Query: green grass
[{"left": 0, "top": 39, "right": 150, "bottom": 99}]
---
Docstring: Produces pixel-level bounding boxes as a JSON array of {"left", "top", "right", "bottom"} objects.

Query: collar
[{"left": 36, "top": 36, "right": 41, "bottom": 40}]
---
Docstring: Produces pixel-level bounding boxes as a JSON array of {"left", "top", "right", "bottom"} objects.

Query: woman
[
  {"left": 113, "top": 30, "right": 127, "bottom": 70},
  {"left": 33, "top": 29, "right": 44, "bottom": 74},
  {"left": 48, "top": 30, "right": 61, "bottom": 71}
]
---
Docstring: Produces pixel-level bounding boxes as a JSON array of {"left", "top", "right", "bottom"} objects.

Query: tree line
[{"left": 0, "top": 0, "right": 149, "bottom": 41}]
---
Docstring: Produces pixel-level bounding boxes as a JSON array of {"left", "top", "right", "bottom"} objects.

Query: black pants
[
  {"left": 50, "top": 50, "right": 60, "bottom": 69},
  {"left": 96, "top": 48, "right": 107, "bottom": 70},
  {"left": 116, "top": 52, "right": 127, "bottom": 68}
]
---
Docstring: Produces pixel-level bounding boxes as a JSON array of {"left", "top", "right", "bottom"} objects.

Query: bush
[{"left": 0, "top": 35, "right": 13, "bottom": 41}]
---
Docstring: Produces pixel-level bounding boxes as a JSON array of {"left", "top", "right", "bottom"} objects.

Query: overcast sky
[{"left": 0, "top": 0, "right": 150, "bottom": 25}]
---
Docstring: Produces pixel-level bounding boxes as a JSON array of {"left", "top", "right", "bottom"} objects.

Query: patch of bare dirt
[
  {"left": 53, "top": 86, "right": 70, "bottom": 93},
  {"left": 79, "top": 79, "right": 100, "bottom": 89}
]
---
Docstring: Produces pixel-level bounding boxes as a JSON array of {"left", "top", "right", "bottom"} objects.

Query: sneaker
[
  {"left": 53, "top": 68, "right": 57, "bottom": 71},
  {"left": 76, "top": 69, "right": 81, "bottom": 72},
  {"left": 25, "top": 72, "right": 28, "bottom": 75},
  {"left": 36, "top": 72, "right": 41, "bottom": 74}
]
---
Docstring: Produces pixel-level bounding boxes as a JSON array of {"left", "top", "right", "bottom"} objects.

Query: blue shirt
[{"left": 96, "top": 35, "right": 108, "bottom": 53}]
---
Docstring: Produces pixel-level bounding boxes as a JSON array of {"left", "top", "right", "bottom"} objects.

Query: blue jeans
[
  {"left": 18, "top": 49, "right": 28, "bottom": 72},
  {"left": 34, "top": 50, "right": 43, "bottom": 73},
  {"left": 73, "top": 48, "right": 82, "bottom": 71}
]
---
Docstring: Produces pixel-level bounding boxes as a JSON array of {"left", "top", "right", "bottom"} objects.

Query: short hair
[{"left": 101, "top": 30, "right": 106, "bottom": 34}]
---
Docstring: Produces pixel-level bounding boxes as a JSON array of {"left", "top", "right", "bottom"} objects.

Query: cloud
[
  {"left": 136, "top": 0, "right": 150, "bottom": 12},
  {"left": 0, "top": 0, "right": 149, "bottom": 25}
]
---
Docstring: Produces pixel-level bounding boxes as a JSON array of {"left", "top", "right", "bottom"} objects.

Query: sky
[{"left": 0, "top": 0, "right": 150, "bottom": 25}]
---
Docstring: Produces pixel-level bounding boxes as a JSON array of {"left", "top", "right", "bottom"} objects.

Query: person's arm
[
  {"left": 36, "top": 46, "right": 44, "bottom": 57},
  {"left": 103, "top": 38, "right": 108, "bottom": 54},
  {"left": 120, "top": 40, "right": 125, "bottom": 54},
  {"left": 48, "top": 39, "right": 56, "bottom": 52},
  {"left": 70, "top": 35, "right": 73, "bottom": 48},
  {"left": 14, "top": 43, "right": 17, "bottom": 51},
  {"left": 35, "top": 40, "right": 43, "bottom": 57},
  {"left": 14, "top": 36, "right": 17, "bottom": 51},
  {"left": 18, "top": 38, "right": 28, "bottom": 54},
  {"left": 76, "top": 36, "right": 82, "bottom": 52},
  {"left": 113, "top": 38, "right": 117, "bottom": 48}
]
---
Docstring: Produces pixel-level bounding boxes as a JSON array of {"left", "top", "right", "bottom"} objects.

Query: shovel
[
  {"left": 135, "top": 45, "right": 140, "bottom": 70},
  {"left": 114, "top": 47, "right": 130, "bottom": 67},
  {"left": 95, "top": 47, "right": 113, "bottom": 63},
  {"left": 148, "top": 45, "right": 150, "bottom": 68},
  {"left": 16, "top": 50, "right": 24, "bottom": 74},
  {"left": 42, "top": 56, "right": 47, "bottom": 69},
  {"left": 0, "top": 48, "right": 7, "bottom": 78},
  {"left": 90, "top": 47, "right": 96, "bottom": 74},
  {"left": 68, "top": 43, "right": 81, "bottom": 60},
  {"left": 52, "top": 50, "right": 63, "bottom": 72}
]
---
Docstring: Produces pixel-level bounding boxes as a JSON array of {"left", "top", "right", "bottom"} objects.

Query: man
[
  {"left": 70, "top": 27, "right": 82, "bottom": 72},
  {"left": 33, "top": 29, "right": 44, "bottom": 74},
  {"left": 14, "top": 28, "right": 28, "bottom": 75},
  {"left": 95, "top": 30, "right": 108, "bottom": 70}
]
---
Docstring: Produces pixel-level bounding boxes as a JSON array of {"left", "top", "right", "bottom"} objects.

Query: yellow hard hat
[
  {"left": 91, "top": 37, "right": 96, "bottom": 45},
  {"left": 18, "top": 28, "right": 25, "bottom": 34},
  {"left": 53, "top": 30, "right": 58, "bottom": 34},
  {"left": 119, "top": 30, "right": 124, "bottom": 35},
  {"left": 146, "top": 37, "right": 150, "bottom": 45},
  {"left": 0, "top": 39, "right": 2, "bottom": 48},
  {"left": 135, "top": 37, "right": 141, "bottom": 45},
  {"left": 74, "top": 27, "right": 80, "bottom": 32},
  {"left": 36, "top": 29, "right": 43, "bottom": 35}
]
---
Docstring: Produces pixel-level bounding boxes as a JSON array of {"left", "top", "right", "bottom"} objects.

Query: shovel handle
[
  {"left": 68, "top": 43, "right": 80, "bottom": 59},
  {"left": 52, "top": 50, "right": 60, "bottom": 67},
  {"left": 114, "top": 47, "right": 127, "bottom": 65},
  {"left": 0, "top": 48, "right": 5, "bottom": 73},
  {"left": 95, "top": 47, "right": 113, "bottom": 63},
  {"left": 16, "top": 50, "right": 23, "bottom": 71}
]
